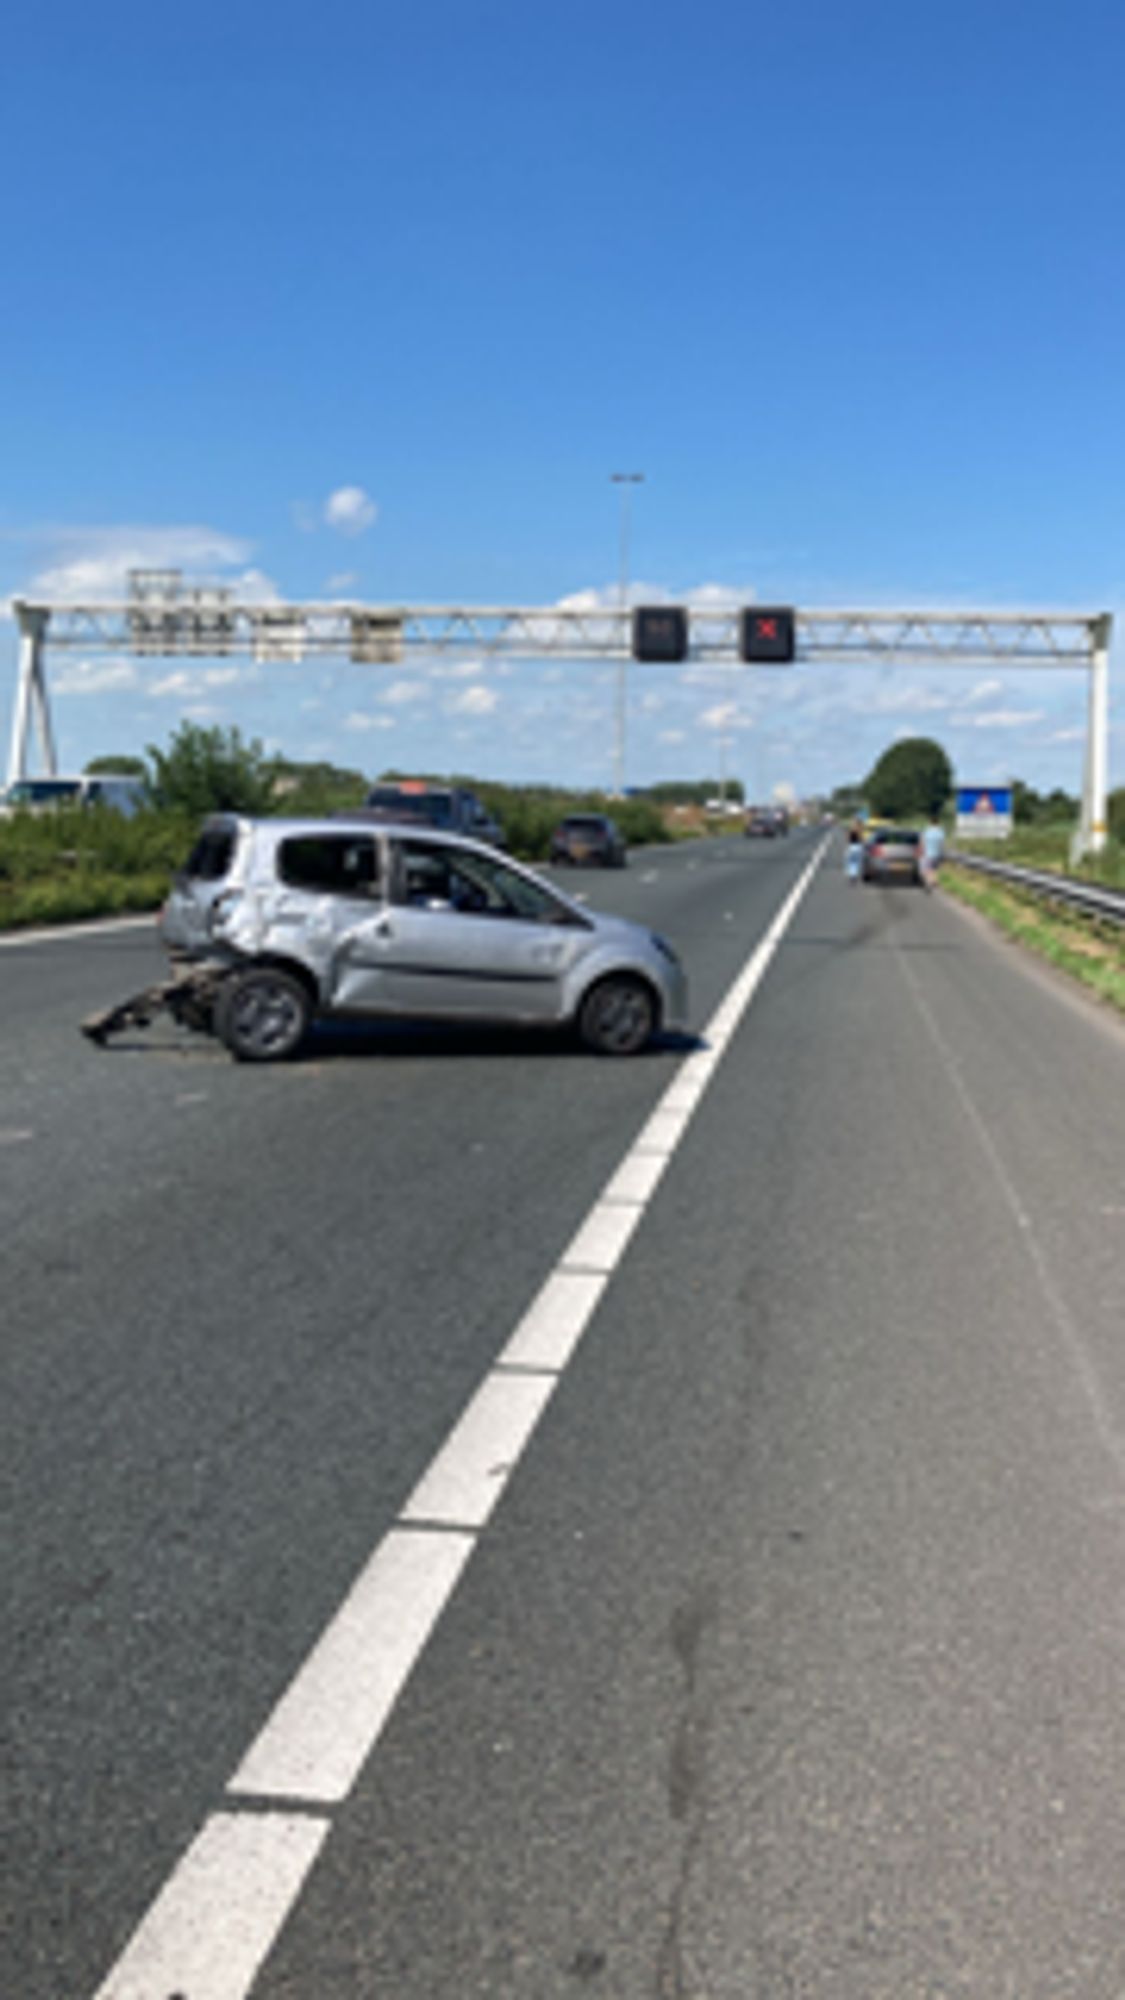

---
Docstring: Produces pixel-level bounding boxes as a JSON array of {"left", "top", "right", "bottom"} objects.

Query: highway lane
[
  {"left": 3, "top": 829, "right": 816, "bottom": 1998},
  {"left": 5, "top": 830, "right": 1125, "bottom": 1997}
]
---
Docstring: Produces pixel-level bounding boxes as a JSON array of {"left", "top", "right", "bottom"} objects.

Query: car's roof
[{"left": 207, "top": 813, "right": 501, "bottom": 857}]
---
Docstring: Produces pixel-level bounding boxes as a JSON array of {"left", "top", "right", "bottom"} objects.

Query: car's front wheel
[
  {"left": 576, "top": 975, "right": 656, "bottom": 1055},
  {"left": 214, "top": 965, "right": 312, "bottom": 1062}
]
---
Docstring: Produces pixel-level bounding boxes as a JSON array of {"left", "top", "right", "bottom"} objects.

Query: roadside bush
[
  {"left": 0, "top": 805, "right": 195, "bottom": 930},
  {"left": 146, "top": 721, "right": 275, "bottom": 816}
]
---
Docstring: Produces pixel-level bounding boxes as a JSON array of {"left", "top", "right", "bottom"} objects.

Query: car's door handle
[{"left": 373, "top": 918, "right": 394, "bottom": 938}]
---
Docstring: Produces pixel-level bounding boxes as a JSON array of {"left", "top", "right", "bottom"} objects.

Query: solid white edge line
[
  {"left": 90, "top": 834, "right": 829, "bottom": 1998},
  {"left": 92, "top": 1811, "right": 330, "bottom": 2000},
  {"left": 0, "top": 913, "right": 156, "bottom": 948},
  {"left": 228, "top": 1528, "right": 476, "bottom": 1804}
]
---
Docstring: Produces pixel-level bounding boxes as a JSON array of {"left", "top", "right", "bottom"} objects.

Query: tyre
[
  {"left": 214, "top": 965, "right": 312, "bottom": 1062},
  {"left": 576, "top": 975, "right": 656, "bottom": 1056}
]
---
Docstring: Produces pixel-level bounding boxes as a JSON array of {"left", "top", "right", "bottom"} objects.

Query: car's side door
[
  {"left": 263, "top": 831, "right": 391, "bottom": 1011},
  {"left": 374, "top": 838, "right": 589, "bottom": 1023}
]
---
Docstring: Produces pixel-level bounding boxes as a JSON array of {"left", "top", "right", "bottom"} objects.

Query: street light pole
[{"left": 610, "top": 472, "right": 644, "bottom": 795}]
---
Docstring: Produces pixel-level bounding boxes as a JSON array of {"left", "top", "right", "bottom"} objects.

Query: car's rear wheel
[
  {"left": 577, "top": 975, "right": 656, "bottom": 1055},
  {"left": 214, "top": 965, "right": 312, "bottom": 1062}
]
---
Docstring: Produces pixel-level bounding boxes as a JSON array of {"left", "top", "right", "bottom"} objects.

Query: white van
[{"left": 0, "top": 773, "right": 147, "bottom": 817}]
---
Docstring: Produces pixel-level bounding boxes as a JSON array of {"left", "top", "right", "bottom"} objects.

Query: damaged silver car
[{"left": 84, "top": 815, "right": 687, "bottom": 1061}]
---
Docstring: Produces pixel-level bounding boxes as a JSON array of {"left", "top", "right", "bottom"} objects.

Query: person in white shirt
[{"left": 919, "top": 815, "right": 945, "bottom": 890}]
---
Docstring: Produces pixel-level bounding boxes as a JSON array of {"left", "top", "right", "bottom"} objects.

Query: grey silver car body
[{"left": 160, "top": 815, "right": 687, "bottom": 1044}]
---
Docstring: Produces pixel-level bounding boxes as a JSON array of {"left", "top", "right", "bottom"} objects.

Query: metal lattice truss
[
  {"left": 9, "top": 593, "right": 1108, "bottom": 667},
  {"left": 5, "top": 584, "right": 1113, "bottom": 852}
]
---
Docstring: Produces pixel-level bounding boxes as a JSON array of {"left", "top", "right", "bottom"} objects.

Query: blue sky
[{"left": 2, "top": 0, "right": 1121, "bottom": 799}]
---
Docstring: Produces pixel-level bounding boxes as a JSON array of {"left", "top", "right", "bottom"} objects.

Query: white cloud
[
  {"left": 343, "top": 711, "right": 395, "bottom": 732},
  {"left": 26, "top": 525, "right": 255, "bottom": 602},
  {"left": 324, "top": 486, "right": 377, "bottom": 535},
  {"left": 233, "top": 568, "right": 280, "bottom": 604},
  {"left": 857, "top": 683, "right": 951, "bottom": 716},
  {"left": 951, "top": 708, "right": 1047, "bottom": 729},
  {"left": 149, "top": 664, "right": 263, "bottom": 699},
  {"left": 381, "top": 678, "right": 430, "bottom": 705},
  {"left": 54, "top": 657, "right": 140, "bottom": 696},
  {"left": 325, "top": 571, "right": 359, "bottom": 594},
  {"left": 699, "top": 701, "right": 739, "bottom": 731},
  {"left": 448, "top": 685, "right": 498, "bottom": 716},
  {"left": 1046, "top": 726, "right": 1084, "bottom": 743},
  {"left": 966, "top": 678, "right": 1004, "bottom": 703},
  {"left": 658, "top": 728, "right": 687, "bottom": 745}
]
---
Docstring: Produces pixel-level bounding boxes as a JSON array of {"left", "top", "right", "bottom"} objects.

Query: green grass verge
[
  {"left": 0, "top": 870, "right": 171, "bottom": 929},
  {"left": 955, "top": 828, "right": 1125, "bottom": 889},
  {"left": 942, "top": 864, "right": 1125, "bottom": 1016}
]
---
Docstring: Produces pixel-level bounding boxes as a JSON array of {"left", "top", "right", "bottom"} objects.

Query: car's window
[
  {"left": 183, "top": 827, "right": 236, "bottom": 881},
  {"left": 563, "top": 816, "right": 606, "bottom": 832},
  {"left": 880, "top": 830, "right": 919, "bottom": 845},
  {"left": 395, "top": 841, "right": 579, "bottom": 924},
  {"left": 6, "top": 779, "right": 82, "bottom": 805},
  {"left": 278, "top": 834, "right": 380, "bottom": 896}
]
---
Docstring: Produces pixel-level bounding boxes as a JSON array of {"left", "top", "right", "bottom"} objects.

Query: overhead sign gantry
[{"left": 5, "top": 574, "right": 1113, "bottom": 855}]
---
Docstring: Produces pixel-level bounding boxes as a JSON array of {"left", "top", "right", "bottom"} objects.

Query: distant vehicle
[
  {"left": 744, "top": 805, "right": 788, "bottom": 837},
  {"left": 0, "top": 773, "right": 147, "bottom": 817},
  {"left": 548, "top": 813, "right": 627, "bottom": 868},
  {"left": 862, "top": 827, "right": 922, "bottom": 885},
  {"left": 357, "top": 781, "right": 505, "bottom": 847},
  {"left": 150, "top": 815, "right": 686, "bottom": 1060}
]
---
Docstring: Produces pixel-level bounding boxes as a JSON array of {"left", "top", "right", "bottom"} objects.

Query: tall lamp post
[{"left": 610, "top": 472, "right": 644, "bottom": 795}]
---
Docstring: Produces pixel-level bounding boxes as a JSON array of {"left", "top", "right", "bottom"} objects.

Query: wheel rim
[
  {"left": 586, "top": 981, "right": 652, "bottom": 1053},
  {"left": 230, "top": 979, "right": 304, "bottom": 1055}
]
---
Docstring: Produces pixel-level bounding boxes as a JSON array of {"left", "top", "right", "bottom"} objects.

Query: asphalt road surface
[{"left": 4, "top": 831, "right": 1125, "bottom": 1999}]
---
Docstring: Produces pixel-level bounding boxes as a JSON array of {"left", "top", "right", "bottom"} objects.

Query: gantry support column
[
  {"left": 7, "top": 604, "right": 55, "bottom": 787},
  {"left": 1075, "top": 613, "right": 1112, "bottom": 859}
]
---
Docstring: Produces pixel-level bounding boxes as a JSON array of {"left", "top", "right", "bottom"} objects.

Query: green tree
[
  {"left": 1107, "top": 787, "right": 1125, "bottom": 842},
  {"left": 145, "top": 722, "right": 275, "bottom": 817},
  {"left": 865, "top": 738, "right": 952, "bottom": 820},
  {"left": 85, "top": 754, "right": 147, "bottom": 776}
]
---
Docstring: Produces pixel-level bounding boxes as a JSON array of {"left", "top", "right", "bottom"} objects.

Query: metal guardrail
[{"left": 948, "top": 851, "right": 1125, "bottom": 928}]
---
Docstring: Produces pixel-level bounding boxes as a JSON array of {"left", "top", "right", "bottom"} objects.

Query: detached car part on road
[{"left": 82, "top": 816, "right": 687, "bottom": 1061}]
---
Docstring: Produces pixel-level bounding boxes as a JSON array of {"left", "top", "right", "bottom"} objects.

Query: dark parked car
[
  {"left": 357, "top": 781, "right": 505, "bottom": 847},
  {"left": 549, "top": 813, "right": 627, "bottom": 868},
  {"left": 862, "top": 826, "right": 922, "bottom": 885}
]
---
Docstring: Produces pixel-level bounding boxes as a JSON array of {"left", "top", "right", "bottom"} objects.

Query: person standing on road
[
  {"left": 920, "top": 814, "right": 945, "bottom": 890},
  {"left": 845, "top": 821, "right": 864, "bottom": 884}
]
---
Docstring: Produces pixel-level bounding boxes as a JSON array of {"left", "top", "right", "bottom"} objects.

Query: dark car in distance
[
  {"left": 355, "top": 781, "right": 505, "bottom": 847},
  {"left": 744, "top": 805, "right": 789, "bottom": 837},
  {"left": 549, "top": 813, "right": 627, "bottom": 868}
]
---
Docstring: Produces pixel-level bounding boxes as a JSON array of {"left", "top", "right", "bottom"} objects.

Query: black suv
[
  {"left": 549, "top": 813, "right": 627, "bottom": 868},
  {"left": 357, "top": 782, "right": 505, "bottom": 847}
]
